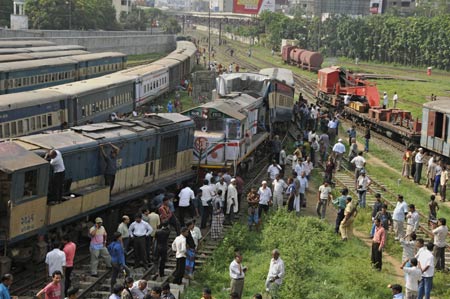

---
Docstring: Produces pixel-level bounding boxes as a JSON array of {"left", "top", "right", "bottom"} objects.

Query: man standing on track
[
  {"left": 172, "top": 228, "right": 189, "bottom": 285},
  {"left": 414, "top": 148, "right": 425, "bottom": 184},
  {"left": 128, "top": 214, "right": 153, "bottom": 269},
  {"left": 332, "top": 139, "right": 346, "bottom": 172},
  {"left": 61, "top": 235, "right": 76, "bottom": 297}
]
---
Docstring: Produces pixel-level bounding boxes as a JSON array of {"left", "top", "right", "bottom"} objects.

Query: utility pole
[{"left": 208, "top": 0, "right": 211, "bottom": 70}]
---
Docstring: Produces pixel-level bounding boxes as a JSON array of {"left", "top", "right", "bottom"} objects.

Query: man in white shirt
[
  {"left": 401, "top": 258, "right": 422, "bottom": 299},
  {"left": 332, "top": 139, "right": 346, "bottom": 171},
  {"left": 294, "top": 159, "right": 304, "bottom": 178},
  {"left": 45, "top": 241, "right": 66, "bottom": 277},
  {"left": 229, "top": 252, "right": 246, "bottom": 299},
  {"left": 200, "top": 180, "right": 215, "bottom": 229},
  {"left": 45, "top": 149, "right": 66, "bottom": 202},
  {"left": 130, "top": 280, "right": 149, "bottom": 299},
  {"left": 405, "top": 204, "right": 420, "bottom": 236},
  {"left": 178, "top": 183, "right": 195, "bottom": 227},
  {"left": 129, "top": 214, "right": 153, "bottom": 268},
  {"left": 343, "top": 93, "right": 351, "bottom": 105},
  {"left": 204, "top": 171, "right": 213, "bottom": 184},
  {"left": 327, "top": 118, "right": 338, "bottom": 145},
  {"left": 265, "top": 249, "right": 285, "bottom": 294},
  {"left": 215, "top": 176, "right": 228, "bottom": 206},
  {"left": 356, "top": 170, "right": 371, "bottom": 208},
  {"left": 393, "top": 92, "right": 398, "bottom": 109},
  {"left": 317, "top": 181, "right": 332, "bottom": 219},
  {"left": 432, "top": 218, "right": 448, "bottom": 271},
  {"left": 272, "top": 174, "right": 287, "bottom": 210},
  {"left": 383, "top": 92, "right": 388, "bottom": 109},
  {"left": 415, "top": 241, "right": 435, "bottom": 299},
  {"left": 351, "top": 152, "right": 366, "bottom": 187},
  {"left": 392, "top": 195, "right": 409, "bottom": 240},
  {"left": 172, "top": 228, "right": 189, "bottom": 285},
  {"left": 302, "top": 157, "right": 314, "bottom": 179},
  {"left": 279, "top": 147, "right": 287, "bottom": 170},
  {"left": 298, "top": 171, "right": 308, "bottom": 210},
  {"left": 414, "top": 148, "right": 425, "bottom": 184},
  {"left": 258, "top": 181, "right": 272, "bottom": 217},
  {"left": 226, "top": 179, "right": 239, "bottom": 224},
  {"left": 267, "top": 160, "right": 282, "bottom": 181}
]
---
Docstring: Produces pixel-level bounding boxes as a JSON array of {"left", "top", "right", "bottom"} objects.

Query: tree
[
  {"left": 0, "top": 0, "right": 13, "bottom": 28},
  {"left": 161, "top": 16, "right": 180, "bottom": 34},
  {"left": 25, "top": 0, "right": 119, "bottom": 30}
]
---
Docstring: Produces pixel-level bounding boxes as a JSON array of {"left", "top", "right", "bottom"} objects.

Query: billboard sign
[{"left": 233, "top": 0, "right": 275, "bottom": 14}]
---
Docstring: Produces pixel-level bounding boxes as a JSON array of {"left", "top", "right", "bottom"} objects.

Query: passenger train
[
  {"left": 0, "top": 45, "right": 86, "bottom": 55},
  {"left": 0, "top": 41, "right": 197, "bottom": 139},
  {"left": 0, "top": 49, "right": 89, "bottom": 63},
  {"left": 0, "top": 52, "right": 127, "bottom": 94}
]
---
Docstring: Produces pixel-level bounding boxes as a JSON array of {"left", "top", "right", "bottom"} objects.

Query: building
[
  {"left": 112, "top": 0, "right": 132, "bottom": 21},
  {"left": 383, "top": 0, "right": 416, "bottom": 15},
  {"left": 289, "top": 0, "right": 369, "bottom": 16},
  {"left": 218, "top": 0, "right": 234, "bottom": 12},
  {"left": 10, "top": 0, "right": 28, "bottom": 30}
]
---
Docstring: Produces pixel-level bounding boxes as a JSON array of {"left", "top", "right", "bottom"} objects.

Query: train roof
[
  {"left": 118, "top": 63, "right": 167, "bottom": 77},
  {"left": 18, "top": 45, "right": 87, "bottom": 52},
  {"left": 0, "top": 142, "right": 48, "bottom": 173},
  {"left": 423, "top": 99, "right": 450, "bottom": 114},
  {"left": 186, "top": 93, "right": 262, "bottom": 121},
  {"left": 152, "top": 58, "right": 180, "bottom": 68},
  {"left": 0, "top": 50, "right": 89, "bottom": 63},
  {"left": 259, "top": 68, "right": 295, "bottom": 87},
  {"left": 14, "top": 114, "right": 192, "bottom": 150},
  {"left": 176, "top": 41, "right": 197, "bottom": 51},
  {"left": 0, "top": 52, "right": 125, "bottom": 72},
  {"left": 0, "top": 48, "right": 29, "bottom": 54},
  {"left": 0, "top": 90, "right": 65, "bottom": 111},
  {"left": 0, "top": 40, "right": 55, "bottom": 48},
  {"left": 45, "top": 73, "right": 132, "bottom": 95},
  {"left": 216, "top": 72, "right": 267, "bottom": 97}
]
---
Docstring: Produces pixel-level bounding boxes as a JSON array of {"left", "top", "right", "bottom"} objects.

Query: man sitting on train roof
[{"left": 44, "top": 149, "right": 66, "bottom": 204}]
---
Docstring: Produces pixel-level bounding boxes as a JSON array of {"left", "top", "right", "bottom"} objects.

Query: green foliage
[
  {"left": 185, "top": 212, "right": 396, "bottom": 298},
  {"left": 25, "top": 0, "right": 119, "bottom": 30},
  {"left": 0, "top": 0, "right": 13, "bottom": 27},
  {"left": 120, "top": 7, "right": 163, "bottom": 31},
  {"left": 249, "top": 11, "right": 450, "bottom": 70},
  {"left": 160, "top": 16, "right": 181, "bottom": 34}
]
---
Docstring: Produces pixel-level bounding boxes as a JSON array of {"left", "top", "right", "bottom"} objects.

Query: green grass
[{"left": 185, "top": 213, "right": 398, "bottom": 299}]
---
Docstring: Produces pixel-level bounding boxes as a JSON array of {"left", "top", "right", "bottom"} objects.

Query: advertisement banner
[{"left": 233, "top": 0, "right": 275, "bottom": 14}]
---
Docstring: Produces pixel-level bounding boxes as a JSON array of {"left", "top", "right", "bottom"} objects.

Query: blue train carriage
[
  {"left": 0, "top": 57, "right": 78, "bottom": 94},
  {"left": 116, "top": 64, "right": 170, "bottom": 107},
  {"left": 421, "top": 99, "right": 450, "bottom": 158},
  {"left": 0, "top": 52, "right": 126, "bottom": 94},
  {"left": 183, "top": 93, "right": 268, "bottom": 173},
  {"left": 20, "top": 45, "right": 87, "bottom": 53},
  {"left": 67, "top": 52, "right": 127, "bottom": 80},
  {"left": 259, "top": 68, "right": 295, "bottom": 124},
  {"left": 0, "top": 90, "right": 67, "bottom": 139},
  {"left": 1, "top": 114, "right": 195, "bottom": 245},
  {"left": 46, "top": 73, "right": 135, "bottom": 125}
]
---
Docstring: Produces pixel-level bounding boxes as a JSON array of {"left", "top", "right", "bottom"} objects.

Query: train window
[
  {"left": 41, "top": 115, "right": 47, "bottom": 128},
  {"left": 11, "top": 122, "right": 16, "bottom": 136},
  {"left": 18, "top": 120, "right": 23, "bottom": 134},
  {"left": 24, "top": 119, "right": 29, "bottom": 132},
  {"left": 4, "top": 123, "right": 10, "bottom": 137},
  {"left": 0, "top": 124, "right": 2, "bottom": 138},
  {"left": 37, "top": 116, "right": 41, "bottom": 128},
  {"left": 23, "top": 170, "right": 38, "bottom": 198},
  {"left": 435, "top": 112, "right": 444, "bottom": 139},
  {"left": 81, "top": 106, "right": 86, "bottom": 117},
  {"left": 9, "top": 79, "right": 14, "bottom": 88},
  {"left": 47, "top": 115, "right": 52, "bottom": 126},
  {"left": 31, "top": 118, "right": 35, "bottom": 130},
  {"left": 51, "top": 74, "right": 55, "bottom": 81},
  {"left": 23, "top": 78, "right": 28, "bottom": 86},
  {"left": 111, "top": 97, "right": 115, "bottom": 106},
  {"left": 31, "top": 76, "right": 35, "bottom": 84},
  {"left": 160, "top": 135, "right": 178, "bottom": 171}
]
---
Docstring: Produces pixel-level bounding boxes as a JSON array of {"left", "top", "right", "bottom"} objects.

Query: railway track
[{"left": 11, "top": 141, "right": 274, "bottom": 299}]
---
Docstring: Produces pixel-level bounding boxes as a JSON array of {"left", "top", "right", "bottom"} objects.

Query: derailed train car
[{"left": 0, "top": 114, "right": 194, "bottom": 254}]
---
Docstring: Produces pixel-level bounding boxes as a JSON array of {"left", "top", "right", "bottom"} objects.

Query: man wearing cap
[
  {"left": 117, "top": 215, "right": 130, "bottom": 252},
  {"left": 332, "top": 139, "right": 346, "bottom": 172},
  {"left": 89, "top": 217, "right": 112, "bottom": 277},
  {"left": 393, "top": 195, "right": 408, "bottom": 240},
  {"left": 258, "top": 181, "right": 272, "bottom": 218},
  {"left": 129, "top": 214, "right": 153, "bottom": 268},
  {"left": 356, "top": 169, "right": 371, "bottom": 208},
  {"left": 226, "top": 178, "right": 239, "bottom": 224},
  {"left": 414, "top": 148, "right": 425, "bottom": 184},
  {"left": 340, "top": 196, "right": 357, "bottom": 241}
]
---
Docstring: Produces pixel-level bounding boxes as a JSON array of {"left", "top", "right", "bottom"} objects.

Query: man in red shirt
[
  {"left": 159, "top": 196, "right": 180, "bottom": 235},
  {"left": 36, "top": 271, "right": 62, "bottom": 299},
  {"left": 371, "top": 218, "right": 386, "bottom": 271},
  {"left": 62, "top": 235, "right": 76, "bottom": 297}
]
